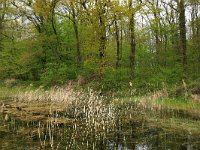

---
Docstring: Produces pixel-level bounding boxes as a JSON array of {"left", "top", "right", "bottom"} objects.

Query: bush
[{"left": 40, "top": 63, "right": 79, "bottom": 86}]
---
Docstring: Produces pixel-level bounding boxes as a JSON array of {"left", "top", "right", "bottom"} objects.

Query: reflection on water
[
  {"left": 1, "top": 117, "right": 200, "bottom": 150},
  {"left": 0, "top": 100, "right": 200, "bottom": 150},
  {"left": 135, "top": 145, "right": 149, "bottom": 150}
]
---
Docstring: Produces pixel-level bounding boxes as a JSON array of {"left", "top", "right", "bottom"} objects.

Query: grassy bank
[
  {"left": 0, "top": 86, "right": 19, "bottom": 100},
  {"left": 1, "top": 84, "right": 199, "bottom": 114}
]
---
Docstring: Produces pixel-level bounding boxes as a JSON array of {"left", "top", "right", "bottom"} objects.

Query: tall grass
[
  {"left": 13, "top": 86, "right": 116, "bottom": 127},
  {"left": 0, "top": 86, "right": 19, "bottom": 100}
]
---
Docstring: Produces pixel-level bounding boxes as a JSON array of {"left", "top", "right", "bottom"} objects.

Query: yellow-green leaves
[{"left": 33, "top": 0, "right": 51, "bottom": 18}]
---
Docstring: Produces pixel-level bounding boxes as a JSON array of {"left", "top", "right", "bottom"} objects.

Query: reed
[
  {"left": 1, "top": 85, "right": 200, "bottom": 149},
  {"left": 13, "top": 86, "right": 116, "bottom": 129}
]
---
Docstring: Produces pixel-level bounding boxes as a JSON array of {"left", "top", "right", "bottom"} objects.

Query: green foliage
[
  {"left": 40, "top": 63, "right": 79, "bottom": 86},
  {"left": 101, "top": 68, "right": 130, "bottom": 91},
  {"left": 0, "top": 0, "right": 199, "bottom": 94},
  {"left": 0, "top": 38, "right": 43, "bottom": 80}
]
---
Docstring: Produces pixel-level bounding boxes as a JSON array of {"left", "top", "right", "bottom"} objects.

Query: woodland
[{"left": 0, "top": 0, "right": 200, "bottom": 92}]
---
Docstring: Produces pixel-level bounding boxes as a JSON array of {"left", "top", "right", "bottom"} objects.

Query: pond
[{"left": 0, "top": 99, "right": 200, "bottom": 150}]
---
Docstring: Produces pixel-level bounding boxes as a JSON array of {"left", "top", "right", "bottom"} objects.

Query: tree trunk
[
  {"left": 191, "top": 1, "right": 200, "bottom": 72},
  {"left": 71, "top": 3, "right": 81, "bottom": 66},
  {"left": 178, "top": 0, "right": 187, "bottom": 74},
  {"left": 197, "top": 19, "right": 200, "bottom": 64},
  {"left": 129, "top": 0, "right": 136, "bottom": 78},
  {"left": 99, "top": 15, "right": 106, "bottom": 60},
  {"left": 120, "top": 25, "right": 123, "bottom": 60},
  {"left": 114, "top": 14, "right": 120, "bottom": 68},
  {"left": 0, "top": 2, "right": 5, "bottom": 51},
  {"left": 73, "top": 21, "right": 81, "bottom": 66},
  {"left": 0, "top": 19, "right": 3, "bottom": 51},
  {"left": 153, "top": 0, "right": 161, "bottom": 65}
]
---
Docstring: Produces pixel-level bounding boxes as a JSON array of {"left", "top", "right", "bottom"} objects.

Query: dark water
[
  {"left": 1, "top": 114, "right": 200, "bottom": 150},
  {"left": 1, "top": 99, "right": 200, "bottom": 150}
]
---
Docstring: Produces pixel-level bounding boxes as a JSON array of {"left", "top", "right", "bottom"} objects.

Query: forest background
[{"left": 0, "top": 0, "right": 199, "bottom": 94}]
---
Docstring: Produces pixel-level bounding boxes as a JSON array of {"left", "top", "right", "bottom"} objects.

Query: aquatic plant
[{"left": 13, "top": 86, "right": 116, "bottom": 128}]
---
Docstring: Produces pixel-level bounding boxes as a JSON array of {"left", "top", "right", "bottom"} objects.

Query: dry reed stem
[{"left": 13, "top": 86, "right": 116, "bottom": 129}]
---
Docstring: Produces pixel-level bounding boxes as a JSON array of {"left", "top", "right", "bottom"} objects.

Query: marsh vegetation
[{"left": 1, "top": 86, "right": 200, "bottom": 150}]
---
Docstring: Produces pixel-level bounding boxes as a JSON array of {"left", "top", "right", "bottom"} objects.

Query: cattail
[{"left": 4, "top": 114, "right": 9, "bottom": 121}]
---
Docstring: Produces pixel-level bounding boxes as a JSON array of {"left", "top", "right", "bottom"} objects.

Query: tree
[
  {"left": 0, "top": 0, "right": 8, "bottom": 51},
  {"left": 128, "top": 0, "right": 138, "bottom": 78},
  {"left": 190, "top": 0, "right": 200, "bottom": 71},
  {"left": 62, "top": 0, "right": 82, "bottom": 66},
  {"left": 12, "top": 0, "right": 62, "bottom": 62},
  {"left": 177, "top": 0, "right": 187, "bottom": 74},
  {"left": 95, "top": 0, "right": 107, "bottom": 60},
  {"left": 111, "top": 1, "right": 124, "bottom": 68}
]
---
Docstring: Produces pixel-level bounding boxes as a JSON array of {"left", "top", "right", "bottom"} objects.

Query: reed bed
[
  {"left": 5, "top": 86, "right": 117, "bottom": 149},
  {"left": 13, "top": 86, "right": 116, "bottom": 128},
  {"left": 1, "top": 86, "right": 200, "bottom": 149}
]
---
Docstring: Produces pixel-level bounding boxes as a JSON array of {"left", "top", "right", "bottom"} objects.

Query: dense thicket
[{"left": 0, "top": 0, "right": 199, "bottom": 91}]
